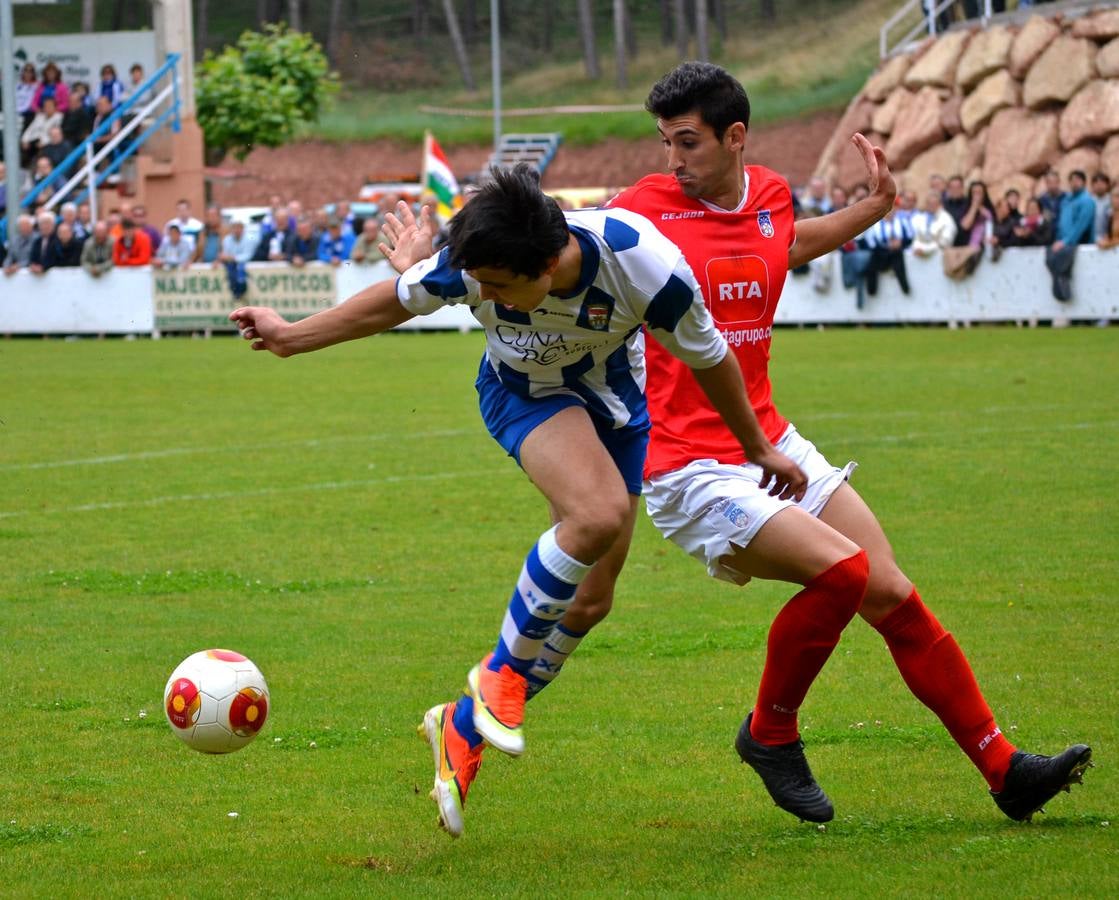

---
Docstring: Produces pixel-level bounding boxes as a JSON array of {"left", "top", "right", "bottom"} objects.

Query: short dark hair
[
  {"left": 1069, "top": 170, "right": 1087, "bottom": 182},
  {"left": 447, "top": 164, "right": 568, "bottom": 279},
  {"left": 1092, "top": 172, "right": 1111, "bottom": 186},
  {"left": 645, "top": 62, "right": 751, "bottom": 140},
  {"left": 1004, "top": 188, "right": 1020, "bottom": 199}
]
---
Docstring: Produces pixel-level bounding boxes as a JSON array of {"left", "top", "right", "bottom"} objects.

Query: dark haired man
[
  {"left": 585, "top": 61, "right": 1088, "bottom": 824},
  {"left": 230, "top": 163, "right": 806, "bottom": 838}
]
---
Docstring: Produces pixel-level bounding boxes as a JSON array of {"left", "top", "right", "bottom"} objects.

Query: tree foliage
[{"left": 196, "top": 24, "right": 339, "bottom": 161}]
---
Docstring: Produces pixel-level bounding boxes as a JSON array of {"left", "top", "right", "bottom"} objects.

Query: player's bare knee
[
  {"left": 565, "top": 501, "right": 629, "bottom": 561},
  {"left": 859, "top": 564, "right": 913, "bottom": 622}
]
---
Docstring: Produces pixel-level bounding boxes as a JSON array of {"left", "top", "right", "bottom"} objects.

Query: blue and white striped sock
[
  {"left": 488, "top": 525, "right": 591, "bottom": 676},
  {"left": 526, "top": 623, "right": 587, "bottom": 700}
]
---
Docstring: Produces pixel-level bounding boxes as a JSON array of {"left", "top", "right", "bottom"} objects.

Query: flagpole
[
  {"left": 491, "top": 0, "right": 502, "bottom": 157},
  {"left": 421, "top": 129, "right": 431, "bottom": 203}
]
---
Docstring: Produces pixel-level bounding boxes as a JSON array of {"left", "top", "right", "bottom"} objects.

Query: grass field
[{"left": 2, "top": 327, "right": 1116, "bottom": 897}]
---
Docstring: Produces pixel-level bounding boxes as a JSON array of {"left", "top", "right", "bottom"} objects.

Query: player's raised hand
[
  {"left": 753, "top": 446, "right": 808, "bottom": 502},
  {"left": 229, "top": 306, "right": 292, "bottom": 356},
  {"left": 380, "top": 201, "right": 437, "bottom": 274},
  {"left": 850, "top": 132, "right": 897, "bottom": 212}
]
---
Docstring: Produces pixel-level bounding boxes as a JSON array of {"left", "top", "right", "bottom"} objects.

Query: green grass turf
[{"left": 1, "top": 327, "right": 1116, "bottom": 897}]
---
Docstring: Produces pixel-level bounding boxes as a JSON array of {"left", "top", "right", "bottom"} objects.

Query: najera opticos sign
[{"left": 153, "top": 266, "right": 336, "bottom": 331}]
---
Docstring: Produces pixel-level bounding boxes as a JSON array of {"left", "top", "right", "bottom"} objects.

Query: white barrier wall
[{"left": 1, "top": 247, "right": 1115, "bottom": 334}]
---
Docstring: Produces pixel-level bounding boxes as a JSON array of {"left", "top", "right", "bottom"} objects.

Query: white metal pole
[
  {"left": 491, "top": 0, "right": 501, "bottom": 157},
  {"left": 1, "top": 0, "right": 22, "bottom": 245},
  {"left": 86, "top": 141, "right": 97, "bottom": 224}
]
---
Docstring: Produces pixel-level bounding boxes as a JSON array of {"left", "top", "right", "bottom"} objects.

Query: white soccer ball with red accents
[{"left": 164, "top": 649, "right": 270, "bottom": 753}]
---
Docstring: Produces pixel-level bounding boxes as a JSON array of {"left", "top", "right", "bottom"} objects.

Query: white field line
[
  {"left": 0, "top": 428, "right": 477, "bottom": 473},
  {"left": 824, "top": 418, "right": 1117, "bottom": 447},
  {"left": 0, "top": 469, "right": 494, "bottom": 520}
]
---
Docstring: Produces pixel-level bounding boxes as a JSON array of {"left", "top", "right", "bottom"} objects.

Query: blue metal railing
[{"left": 2, "top": 52, "right": 181, "bottom": 230}]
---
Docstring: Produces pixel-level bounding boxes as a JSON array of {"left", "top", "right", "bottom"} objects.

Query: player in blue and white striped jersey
[{"left": 230, "top": 165, "right": 806, "bottom": 838}]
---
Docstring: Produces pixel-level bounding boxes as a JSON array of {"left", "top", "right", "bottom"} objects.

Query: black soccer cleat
[
  {"left": 990, "top": 745, "right": 1093, "bottom": 822},
  {"left": 735, "top": 712, "right": 834, "bottom": 823}
]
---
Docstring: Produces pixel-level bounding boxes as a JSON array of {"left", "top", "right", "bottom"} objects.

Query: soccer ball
[{"left": 164, "top": 649, "right": 270, "bottom": 753}]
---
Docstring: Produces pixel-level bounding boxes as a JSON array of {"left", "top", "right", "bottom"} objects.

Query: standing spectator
[
  {"left": 942, "top": 175, "right": 970, "bottom": 245},
  {"left": 1012, "top": 198, "right": 1053, "bottom": 247},
  {"left": 54, "top": 222, "right": 85, "bottom": 268},
  {"left": 131, "top": 205, "right": 162, "bottom": 253},
  {"left": 864, "top": 206, "right": 913, "bottom": 296},
  {"left": 839, "top": 231, "right": 874, "bottom": 309},
  {"left": 61, "top": 92, "right": 94, "bottom": 146},
  {"left": 1038, "top": 169, "right": 1064, "bottom": 223},
  {"left": 910, "top": 189, "right": 958, "bottom": 257},
  {"left": 1004, "top": 187, "right": 1022, "bottom": 218},
  {"left": 958, "top": 181, "right": 994, "bottom": 248},
  {"left": 988, "top": 196, "right": 1022, "bottom": 260},
  {"left": 40, "top": 127, "right": 74, "bottom": 169},
  {"left": 15, "top": 63, "right": 40, "bottom": 134},
  {"left": 334, "top": 200, "right": 356, "bottom": 235},
  {"left": 829, "top": 185, "right": 848, "bottom": 214},
  {"left": 253, "top": 208, "right": 292, "bottom": 261},
  {"left": 59, "top": 202, "right": 88, "bottom": 241},
  {"left": 112, "top": 218, "right": 152, "bottom": 266},
  {"left": 220, "top": 220, "right": 255, "bottom": 299},
  {"left": 929, "top": 172, "right": 947, "bottom": 198},
  {"left": 1097, "top": 184, "right": 1119, "bottom": 250},
  {"left": 284, "top": 218, "right": 317, "bottom": 267},
  {"left": 31, "top": 62, "right": 70, "bottom": 114},
  {"left": 71, "top": 81, "right": 94, "bottom": 111},
  {"left": 0, "top": 162, "right": 7, "bottom": 217},
  {"left": 28, "top": 211, "right": 62, "bottom": 274},
  {"left": 894, "top": 189, "right": 918, "bottom": 229},
  {"left": 153, "top": 224, "right": 193, "bottom": 270},
  {"left": 77, "top": 201, "right": 93, "bottom": 235},
  {"left": 109, "top": 202, "right": 133, "bottom": 241},
  {"left": 20, "top": 96, "right": 62, "bottom": 167},
  {"left": 3, "top": 214, "right": 36, "bottom": 275},
  {"left": 317, "top": 216, "right": 354, "bottom": 266},
  {"left": 98, "top": 64, "right": 125, "bottom": 110},
  {"left": 122, "top": 64, "right": 151, "bottom": 107},
  {"left": 350, "top": 217, "right": 386, "bottom": 265},
  {"left": 1090, "top": 173, "right": 1112, "bottom": 241},
  {"left": 80, "top": 221, "right": 115, "bottom": 277},
  {"left": 166, "top": 199, "right": 204, "bottom": 245},
  {"left": 798, "top": 176, "right": 833, "bottom": 217},
  {"left": 1045, "top": 170, "right": 1096, "bottom": 302},
  {"left": 191, "top": 205, "right": 224, "bottom": 263}
]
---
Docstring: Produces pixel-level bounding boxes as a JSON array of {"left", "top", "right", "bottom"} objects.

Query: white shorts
[{"left": 643, "top": 425, "right": 856, "bottom": 586}]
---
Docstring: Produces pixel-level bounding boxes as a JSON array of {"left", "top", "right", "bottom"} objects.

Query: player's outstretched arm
[
  {"left": 689, "top": 351, "right": 808, "bottom": 501},
  {"left": 380, "top": 201, "right": 438, "bottom": 275},
  {"left": 788, "top": 133, "right": 897, "bottom": 269},
  {"left": 229, "top": 278, "right": 415, "bottom": 357}
]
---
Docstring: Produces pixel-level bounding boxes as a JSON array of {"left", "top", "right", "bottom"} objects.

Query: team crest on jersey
[
  {"left": 586, "top": 304, "right": 610, "bottom": 330},
  {"left": 757, "top": 209, "right": 775, "bottom": 239},
  {"left": 577, "top": 288, "right": 616, "bottom": 331}
]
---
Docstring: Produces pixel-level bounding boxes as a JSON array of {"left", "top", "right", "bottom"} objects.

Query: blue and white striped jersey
[{"left": 395, "top": 207, "right": 728, "bottom": 429}]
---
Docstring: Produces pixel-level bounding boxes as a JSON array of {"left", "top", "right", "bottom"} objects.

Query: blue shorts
[{"left": 475, "top": 357, "right": 649, "bottom": 496}]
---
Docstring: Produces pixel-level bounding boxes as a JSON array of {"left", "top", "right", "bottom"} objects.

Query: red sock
[
  {"left": 874, "top": 589, "right": 1017, "bottom": 791},
  {"left": 750, "top": 550, "right": 869, "bottom": 745}
]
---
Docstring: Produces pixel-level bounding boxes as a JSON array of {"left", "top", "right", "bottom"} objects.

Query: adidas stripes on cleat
[
  {"left": 468, "top": 654, "right": 527, "bottom": 757},
  {"left": 991, "top": 745, "right": 1093, "bottom": 822},
  {"left": 735, "top": 712, "right": 835, "bottom": 823},
  {"left": 419, "top": 702, "right": 484, "bottom": 838}
]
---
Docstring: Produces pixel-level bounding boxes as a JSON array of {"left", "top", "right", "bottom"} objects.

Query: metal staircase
[{"left": 486, "top": 133, "right": 563, "bottom": 176}]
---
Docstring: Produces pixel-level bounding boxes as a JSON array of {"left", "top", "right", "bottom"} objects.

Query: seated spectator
[
  {"left": 72, "top": 81, "right": 94, "bottom": 111},
  {"left": 54, "top": 222, "right": 85, "bottom": 268},
  {"left": 253, "top": 208, "right": 292, "bottom": 261},
  {"left": 90, "top": 96, "right": 121, "bottom": 160},
  {"left": 112, "top": 217, "right": 153, "bottom": 266},
  {"left": 40, "top": 126, "right": 74, "bottom": 169},
  {"left": 1098, "top": 184, "right": 1119, "bottom": 250},
  {"left": 895, "top": 189, "right": 918, "bottom": 229},
  {"left": 21, "top": 96, "right": 62, "bottom": 167},
  {"left": 1012, "top": 198, "right": 1053, "bottom": 247},
  {"left": 839, "top": 231, "right": 874, "bottom": 310},
  {"left": 1038, "top": 169, "right": 1064, "bottom": 223},
  {"left": 942, "top": 180, "right": 993, "bottom": 279},
  {"left": 219, "top": 220, "right": 255, "bottom": 299},
  {"left": 863, "top": 206, "right": 913, "bottom": 296},
  {"left": 929, "top": 172, "right": 947, "bottom": 198},
  {"left": 1090, "top": 173, "right": 1112, "bottom": 241},
  {"left": 30, "top": 155, "right": 57, "bottom": 200},
  {"left": 284, "top": 218, "right": 318, "bottom": 267},
  {"left": 153, "top": 224, "right": 193, "bottom": 270},
  {"left": 98, "top": 64, "right": 125, "bottom": 110},
  {"left": 81, "top": 221, "right": 115, "bottom": 277},
  {"left": 3, "top": 214, "right": 36, "bottom": 275},
  {"left": 32, "top": 62, "right": 70, "bottom": 115},
  {"left": 122, "top": 63, "right": 151, "bottom": 108},
  {"left": 829, "top": 185, "right": 848, "bottom": 214},
  {"left": 166, "top": 199, "right": 204, "bottom": 246},
  {"left": 1004, "top": 187, "right": 1022, "bottom": 217},
  {"left": 334, "top": 200, "right": 356, "bottom": 235},
  {"left": 0, "top": 162, "right": 7, "bottom": 216},
  {"left": 350, "top": 217, "right": 386, "bottom": 265},
  {"left": 850, "top": 183, "right": 870, "bottom": 203},
  {"left": 988, "top": 196, "right": 1022, "bottom": 259},
  {"left": 16, "top": 63, "right": 39, "bottom": 134},
  {"left": 317, "top": 216, "right": 355, "bottom": 266},
  {"left": 29, "top": 211, "right": 62, "bottom": 275},
  {"left": 910, "top": 189, "right": 958, "bottom": 257},
  {"left": 1046, "top": 169, "right": 1095, "bottom": 301},
  {"left": 191, "top": 205, "right": 224, "bottom": 264},
  {"left": 61, "top": 92, "right": 94, "bottom": 146},
  {"left": 131, "top": 205, "right": 162, "bottom": 253},
  {"left": 798, "top": 176, "right": 833, "bottom": 217}
]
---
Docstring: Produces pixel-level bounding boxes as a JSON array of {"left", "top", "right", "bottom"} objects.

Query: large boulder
[
  {"left": 904, "top": 133, "right": 972, "bottom": 192},
  {"left": 960, "top": 70, "right": 1020, "bottom": 135},
  {"left": 1102, "top": 134, "right": 1119, "bottom": 180},
  {"left": 834, "top": 132, "right": 888, "bottom": 191},
  {"left": 940, "top": 92, "right": 964, "bottom": 136},
  {"left": 813, "top": 94, "right": 876, "bottom": 182},
  {"left": 1055, "top": 147, "right": 1102, "bottom": 184},
  {"left": 905, "top": 30, "right": 970, "bottom": 89},
  {"left": 871, "top": 87, "right": 912, "bottom": 135},
  {"left": 1009, "top": 16, "right": 1060, "bottom": 79},
  {"left": 865, "top": 54, "right": 912, "bottom": 102},
  {"left": 956, "top": 26, "right": 1014, "bottom": 91},
  {"left": 1097, "top": 38, "right": 1119, "bottom": 79},
  {"left": 1071, "top": 9, "right": 1119, "bottom": 41},
  {"left": 983, "top": 107, "right": 1060, "bottom": 182},
  {"left": 1023, "top": 36, "right": 1097, "bottom": 109},
  {"left": 886, "top": 86, "right": 947, "bottom": 169},
  {"left": 1059, "top": 79, "right": 1119, "bottom": 149}
]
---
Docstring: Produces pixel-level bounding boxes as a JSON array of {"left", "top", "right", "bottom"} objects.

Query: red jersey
[{"left": 607, "top": 167, "right": 796, "bottom": 478}]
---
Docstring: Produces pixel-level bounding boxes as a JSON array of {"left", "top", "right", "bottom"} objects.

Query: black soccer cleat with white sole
[
  {"left": 735, "top": 712, "right": 834, "bottom": 823},
  {"left": 990, "top": 744, "right": 1093, "bottom": 822}
]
